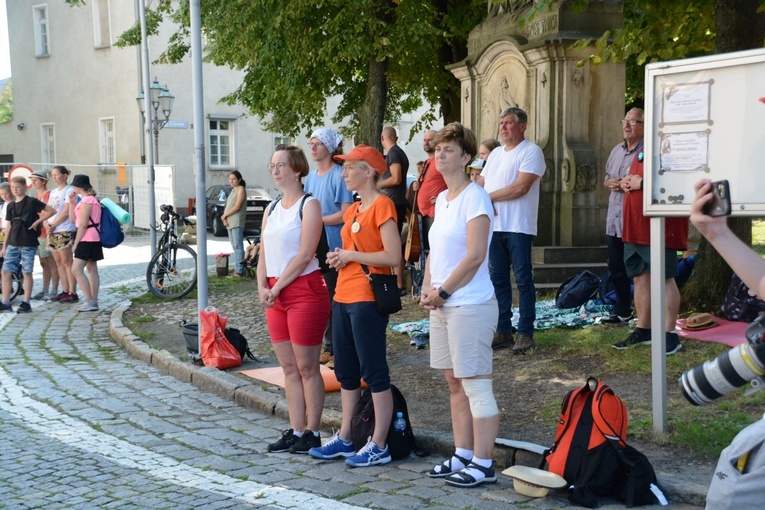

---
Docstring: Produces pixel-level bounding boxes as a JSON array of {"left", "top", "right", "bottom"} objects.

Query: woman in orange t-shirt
[{"left": 308, "top": 145, "right": 401, "bottom": 468}]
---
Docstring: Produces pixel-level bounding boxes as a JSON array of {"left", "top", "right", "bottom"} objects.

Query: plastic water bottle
[{"left": 393, "top": 412, "right": 406, "bottom": 432}]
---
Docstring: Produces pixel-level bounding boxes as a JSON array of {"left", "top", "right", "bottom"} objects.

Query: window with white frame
[
  {"left": 33, "top": 5, "right": 50, "bottom": 57},
  {"left": 92, "top": 0, "right": 112, "bottom": 48},
  {"left": 209, "top": 119, "right": 234, "bottom": 168},
  {"left": 100, "top": 118, "right": 116, "bottom": 166},
  {"left": 41, "top": 124, "right": 55, "bottom": 167},
  {"left": 273, "top": 135, "right": 291, "bottom": 150}
]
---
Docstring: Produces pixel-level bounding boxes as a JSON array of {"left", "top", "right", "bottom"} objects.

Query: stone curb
[{"left": 108, "top": 301, "right": 706, "bottom": 507}]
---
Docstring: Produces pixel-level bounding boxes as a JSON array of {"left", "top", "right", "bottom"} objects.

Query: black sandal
[
  {"left": 445, "top": 462, "right": 498, "bottom": 487},
  {"left": 428, "top": 454, "right": 471, "bottom": 478}
]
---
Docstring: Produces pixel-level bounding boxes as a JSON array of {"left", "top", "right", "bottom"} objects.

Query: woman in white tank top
[{"left": 258, "top": 145, "right": 330, "bottom": 455}]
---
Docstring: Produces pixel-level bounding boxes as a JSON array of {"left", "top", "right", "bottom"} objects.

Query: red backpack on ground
[
  {"left": 545, "top": 377, "right": 628, "bottom": 481},
  {"left": 544, "top": 377, "right": 663, "bottom": 508}
]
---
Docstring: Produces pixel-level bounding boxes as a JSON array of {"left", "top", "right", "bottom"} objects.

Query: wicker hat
[
  {"left": 502, "top": 465, "right": 567, "bottom": 498},
  {"left": 30, "top": 170, "right": 49, "bottom": 181}
]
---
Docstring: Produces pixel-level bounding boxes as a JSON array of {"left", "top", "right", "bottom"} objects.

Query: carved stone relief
[{"left": 480, "top": 57, "right": 529, "bottom": 142}]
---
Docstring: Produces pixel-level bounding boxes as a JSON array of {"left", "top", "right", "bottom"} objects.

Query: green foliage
[
  {"left": 0, "top": 80, "right": 12, "bottom": 124},
  {"left": 112, "top": 0, "right": 485, "bottom": 140}
]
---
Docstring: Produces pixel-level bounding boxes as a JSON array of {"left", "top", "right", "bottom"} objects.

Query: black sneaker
[
  {"left": 666, "top": 332, "right": 683, "bottom": 355},
  {"left": 268, "top": 429, "right": 298, "bottom": 453},
  {"left": 612, "top": 328, "right": 651, "bottom": 349},
  {"left": 601, "top": 313, "right": 634, "bottom": 324},
  {"left": 289, "top": 431, "right": 321, "bottom": 454},
  {"left": 16, "top": 301, "right": 32, "bottom": 314}
]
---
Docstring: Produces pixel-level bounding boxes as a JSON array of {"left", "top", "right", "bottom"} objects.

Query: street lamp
[{"left": 137, "top": 77, "right": 175, "bottom": 163}]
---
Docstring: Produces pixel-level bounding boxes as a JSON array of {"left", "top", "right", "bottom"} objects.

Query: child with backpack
[
  {"left": 68, "top": 174, "right": 102, "bottom": 312},
  {"left": 1, "top": 176, "right": 56, "bottom": 313}
]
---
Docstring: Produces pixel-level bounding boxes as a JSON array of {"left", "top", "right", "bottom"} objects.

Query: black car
[{"left": 203, "top": 184, "right": 272, "bottom": 237}]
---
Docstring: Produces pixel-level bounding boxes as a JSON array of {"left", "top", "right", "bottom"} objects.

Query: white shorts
[{"left": 429, "top": 297, "right": 498, "bottom": 379}]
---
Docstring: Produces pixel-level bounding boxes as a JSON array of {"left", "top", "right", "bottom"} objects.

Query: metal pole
[
  {"left": 138, "top": 0, "right": 157, "bottom": 256},
  {"left": 154, "top": 125, "right": 160, "bottom": 165},
  {"left": 190, "top": 0, "right": 208, "bottom": 311}
]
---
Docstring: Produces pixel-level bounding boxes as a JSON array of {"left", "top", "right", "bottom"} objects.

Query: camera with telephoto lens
[{"left": 679, "top": 314, "right": 765, "bottom": 406}]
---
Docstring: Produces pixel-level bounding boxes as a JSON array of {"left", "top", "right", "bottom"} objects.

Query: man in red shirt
[
  {"left": 612, "top": 149, "right": 688, "bottom": 354},
  {"left": 414, "top": 130, "right": 446, "bottom": 253}
]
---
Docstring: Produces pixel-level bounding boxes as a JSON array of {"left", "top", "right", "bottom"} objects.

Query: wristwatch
[{"left": 437, "top": 287, "right": 451, "bottom": 300}]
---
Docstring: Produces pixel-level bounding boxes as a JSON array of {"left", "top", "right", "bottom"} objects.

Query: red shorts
[{"left": 265, "top": 270, "right": 330, "bottom": 346}]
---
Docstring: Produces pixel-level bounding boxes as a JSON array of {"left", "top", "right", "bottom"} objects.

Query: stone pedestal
[{"left": 449, "top": 0, "right": 625, "bottom": 247}]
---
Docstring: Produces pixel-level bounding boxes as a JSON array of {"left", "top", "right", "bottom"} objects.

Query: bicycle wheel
[
  {"left": 146, "top": 243, "right": 198, "bottom": 299},
  {"left": 0, "top": 271, "right": 23, "bottom": 302}
]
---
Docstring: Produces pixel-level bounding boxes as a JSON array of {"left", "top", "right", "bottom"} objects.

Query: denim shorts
[{"left": 2, "top": 245, "right": 37, "bottom": 274}]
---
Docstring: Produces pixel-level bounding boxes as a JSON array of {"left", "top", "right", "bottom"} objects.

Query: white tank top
[{"left": 263, "top": 196, "right": 320, "bottom": 277}]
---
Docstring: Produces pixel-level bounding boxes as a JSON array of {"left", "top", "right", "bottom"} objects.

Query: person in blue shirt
[{"left": 304, "top": 128, "right": 354, "bottom": 365}]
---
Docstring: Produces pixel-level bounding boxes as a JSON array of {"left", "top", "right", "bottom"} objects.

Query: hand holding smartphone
[{"left": 703, "top": 180, "right": 732, "bottom": 217}]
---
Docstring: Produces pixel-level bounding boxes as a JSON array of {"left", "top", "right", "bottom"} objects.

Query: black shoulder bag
[{"left": 351, "top": 211, "right": 401, "bottom": 315}]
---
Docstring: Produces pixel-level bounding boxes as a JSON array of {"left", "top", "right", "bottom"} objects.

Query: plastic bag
[{"left": 200, "top": 307, "right": 242, "bottom": 369}]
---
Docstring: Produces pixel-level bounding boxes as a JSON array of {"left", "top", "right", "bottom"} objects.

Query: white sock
[
  {"left": 462, "top": 456, "right": 492, "bottom": 481},
  {"left": 293, "top": 430, "right": 303, "bottom": 438},
  {"left": 471, "top": 456, "right": 492, "bottom": 469},
  {"left": 455, "top": 447, "right": 474, "bottom": 461}
]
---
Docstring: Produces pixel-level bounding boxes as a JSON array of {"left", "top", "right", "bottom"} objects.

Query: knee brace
[{"left": 461, "top": 378, "right": 499, "bottom": 418}]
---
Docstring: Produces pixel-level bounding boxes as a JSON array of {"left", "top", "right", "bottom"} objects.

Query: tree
[
  {"left": 0, "top": 80, "right": 12, "bottom": 124},
  {"left": 525, "top": 0, "right": 764, "bottom": 310},
  {"left": 113, "top": 0, "right": 485, "bottom": 148}
]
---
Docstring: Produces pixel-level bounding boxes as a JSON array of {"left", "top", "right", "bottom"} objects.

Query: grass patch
[
  {"left": 134, "top": 330, "right": 155, "bottom": 341},
  {"left": 132, "top": 316, "right": 157, "bottom": 323},
  {"left": 336, "top": 488, "right": 368, "bottom": 500}
]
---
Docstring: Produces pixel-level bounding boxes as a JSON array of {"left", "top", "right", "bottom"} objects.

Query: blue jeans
[
  {"left": 489, "top": 232, "right": 535, "bottom": 336},
  {"left": 227, "top": 226, "right": 245, "bottom": 274}
]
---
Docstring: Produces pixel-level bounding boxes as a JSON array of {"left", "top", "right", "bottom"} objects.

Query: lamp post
[{"left": 136, "top": 77, "right": 175, "bottom": 164}]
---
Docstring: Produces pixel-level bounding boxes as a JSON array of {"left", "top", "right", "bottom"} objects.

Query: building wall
[{"left": 1, "top": 0, "right": 439, "bottom": 210}]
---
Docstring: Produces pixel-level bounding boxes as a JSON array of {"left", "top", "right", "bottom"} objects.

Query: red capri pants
[{"left": 265, "top": 270, "right": 330, "bottom": 346}]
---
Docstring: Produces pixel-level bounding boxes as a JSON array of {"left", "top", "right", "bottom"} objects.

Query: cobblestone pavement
[{"left": 0, "top": 233, "right": 702, "bottom": 509}]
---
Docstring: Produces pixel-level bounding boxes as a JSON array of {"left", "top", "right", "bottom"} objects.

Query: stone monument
[{"left": 449, "top": 0, "right": 625, "bottom": 247}]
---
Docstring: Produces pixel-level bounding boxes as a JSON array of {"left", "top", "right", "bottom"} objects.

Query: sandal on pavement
[
  {"left": 445, "top": 462, "right": 497, "bottom": 487},
  {"left": 428, "top": 454, "right": 472, "bottom": 478}
]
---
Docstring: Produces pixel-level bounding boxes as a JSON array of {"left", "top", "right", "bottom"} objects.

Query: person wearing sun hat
[
  {"left": 467, "top": 157, "right": 486, "bottom": 184},
  {"left": 68, "top": 174, "right": 103, "bottom": 312},
  {"left": 309, "top": 144, "right": 401, "bottom": 468},
  {"left": 29, "top": 170, "right": 59, "bottom": 301}
]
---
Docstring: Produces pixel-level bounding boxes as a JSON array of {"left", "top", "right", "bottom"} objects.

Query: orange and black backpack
[{"left": 543, "top": 377, "right": 663, "bottom": 508}]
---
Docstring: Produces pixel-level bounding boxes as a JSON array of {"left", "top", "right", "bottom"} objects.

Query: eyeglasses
[
  {"left": 308, "top": 142, "right": 324, "bottom": 149},
  {"left": 267, "top": 162, "right": 288, "bottom": 173},
  {"left": 620, "top": 119, "right": 644, "bottom": 126}
]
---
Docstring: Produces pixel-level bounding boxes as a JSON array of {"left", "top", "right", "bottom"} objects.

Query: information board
[{"left": 644, "top": 48, "right": 765, "bottom": 216}]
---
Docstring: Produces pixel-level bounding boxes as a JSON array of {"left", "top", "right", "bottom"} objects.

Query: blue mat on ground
[{"left": 390, "top": 299, "right": 612, "bottom": 339}]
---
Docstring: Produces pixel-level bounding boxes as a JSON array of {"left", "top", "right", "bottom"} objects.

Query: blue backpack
[
  {"left": 556, "top": 270, "right": 601, "bottom": 309},
  {"left": 89, "top": 202, "right": 124, "bottom": 248}
]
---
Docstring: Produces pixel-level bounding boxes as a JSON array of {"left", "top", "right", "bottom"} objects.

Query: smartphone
[{"left": 703, "top": 180, "right": 732, "bottom": 217}]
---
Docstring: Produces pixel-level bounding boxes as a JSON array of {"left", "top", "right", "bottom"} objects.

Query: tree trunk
[
  {"left": 682, "top": 0, "right": 765, "bottom": 311},
  {"left": 356, "top": 56, "right": 388, "bottom": 151}
]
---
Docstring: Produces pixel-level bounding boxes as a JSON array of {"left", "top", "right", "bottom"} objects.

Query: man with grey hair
[
  {"left": 601, "top": 108, "right": 644, "bottom": 324},
  {"left": 305, "top": 127, "right": 354, "bottom": 364},
  {"left": 481, "top": 107, "right": 546, "bottom": 354}
]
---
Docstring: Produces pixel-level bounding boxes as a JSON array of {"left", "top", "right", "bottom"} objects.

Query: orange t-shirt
[
  {"left": 37, "top": 189, "right": 50, "bottom": 239},
  {"left": 333, "top": 195, "right": 397, "bottom": 304}
]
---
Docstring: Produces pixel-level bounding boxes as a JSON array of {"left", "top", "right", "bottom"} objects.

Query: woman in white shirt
[
  {"left": 420, "top": 123, "right": 499, "bottom": 488},
  {"left": 258, "top": 145, "right": 330, "bottom": 455},
  {"left": 44, "top": 166, "right": 78, "bottom": 302}
]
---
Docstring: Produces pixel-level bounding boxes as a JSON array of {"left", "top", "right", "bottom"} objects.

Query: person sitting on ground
[
  {"left": 244, "top": 242, "right": 259, "bottom": 265},
  {"left": 420, "top": 122, "right": 499, "bottom": 488},
  {"left": 1, "top": 176, "right": 56, "bottom": 313},
  {"left": 259, "top": 146, "right": 330, "bottom": 455},
  {"left": 308, "top": 145, "right": 401, "bottom": 467}
]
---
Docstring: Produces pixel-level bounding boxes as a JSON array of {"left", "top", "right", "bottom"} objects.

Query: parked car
[{"left": 203, "top": 184, "right": 272, "bottom": 237}]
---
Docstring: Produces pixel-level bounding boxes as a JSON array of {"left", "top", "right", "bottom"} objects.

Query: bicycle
[{"left": 146, "top": 204, "right": 198, "bottom": 299}]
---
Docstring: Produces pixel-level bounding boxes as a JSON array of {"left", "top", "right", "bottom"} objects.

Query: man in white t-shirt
[{"left": 481, "top": 107, "right": 546, "bottom": 355}]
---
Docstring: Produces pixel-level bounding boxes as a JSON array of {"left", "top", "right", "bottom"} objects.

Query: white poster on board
[
  {"left": 660, "top": 81, "right": 712, "bottom": 125},
  {"left": 132, "top": 165, "right": 175, "bottom": 230},
  {"left": 658, "top": 131, "right": 709, "bottom": 173}
]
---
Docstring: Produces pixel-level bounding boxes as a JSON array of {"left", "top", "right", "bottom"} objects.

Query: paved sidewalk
[{"left": 0, "top": 232, "right": 706, "bottom": 509}]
